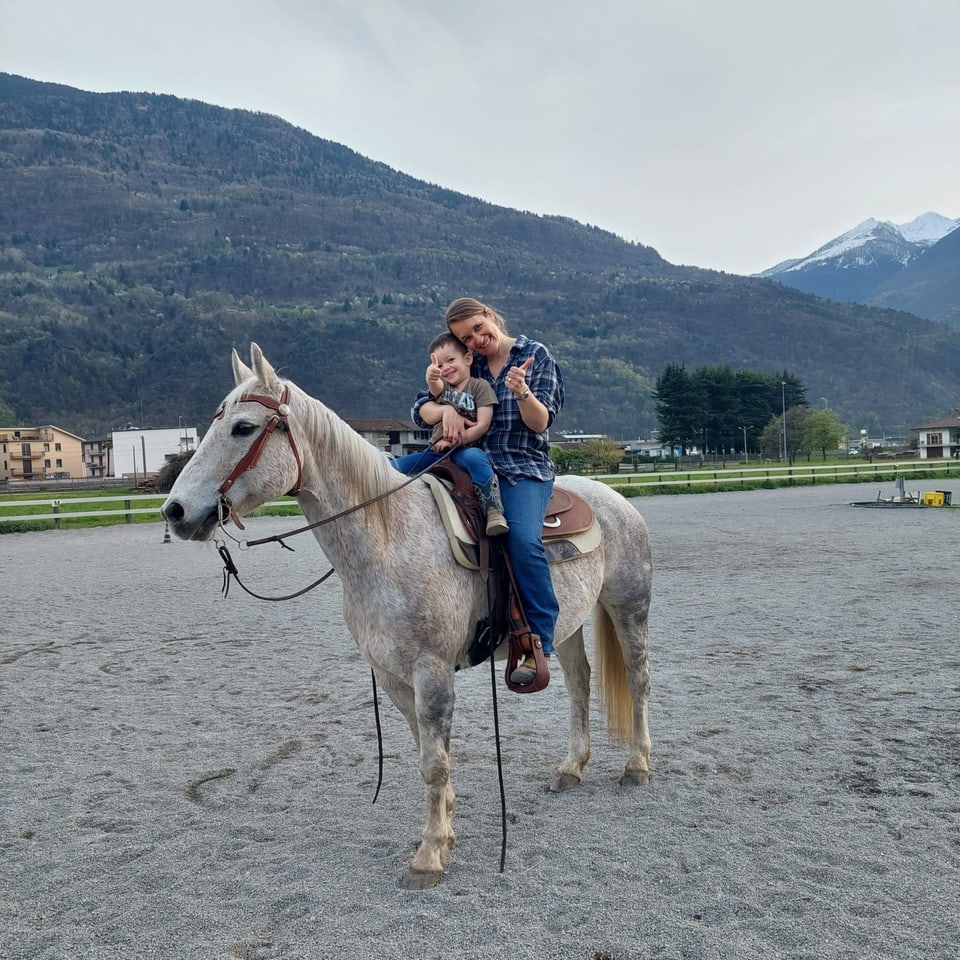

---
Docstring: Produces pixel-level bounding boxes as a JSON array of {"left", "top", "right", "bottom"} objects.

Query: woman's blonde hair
[{"left": 445, "top": 297, "right": 508, "bottom": 333}]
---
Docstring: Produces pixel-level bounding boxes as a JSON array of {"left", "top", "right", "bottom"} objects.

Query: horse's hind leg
[
  {"left": 601, "top": 604, "right": 652, "bottom": 786},
  {"left": 551, "top": 626, "right": 591, "bottom": 792}
]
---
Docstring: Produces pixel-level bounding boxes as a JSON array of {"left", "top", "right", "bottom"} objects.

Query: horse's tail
[{"left": 594, "top": 604, "right": 634, "bottom": 743}]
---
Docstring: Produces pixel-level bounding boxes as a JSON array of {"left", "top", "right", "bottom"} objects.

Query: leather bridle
[{"left": 214, "top": 385, "right": 303, "bottom": 530}]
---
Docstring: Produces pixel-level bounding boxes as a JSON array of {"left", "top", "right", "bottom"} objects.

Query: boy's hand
[{"left": 426, "top": 352, "right": 444, "bottom": 395}]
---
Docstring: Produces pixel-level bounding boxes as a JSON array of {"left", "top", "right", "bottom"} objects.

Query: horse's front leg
[
  {"left": 403, "top": 658, "right": 457, "bottom": 890},
  {"left": 551, "top": 626, "right": 591, "bottom": 791}
]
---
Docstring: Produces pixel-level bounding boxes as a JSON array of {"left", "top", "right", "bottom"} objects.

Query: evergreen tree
[
  {"left": 653, "top": 363, "right": 701, "bottom": 454},
  {"left": 655, "top": 363, "right": 808, "bottom": 458},
  {"left": 692, "top": 365, "right": 741, "bottom": 455}
]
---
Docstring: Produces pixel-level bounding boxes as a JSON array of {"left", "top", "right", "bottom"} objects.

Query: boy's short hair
[{"left": 428, "top": 331, "right": 469, "bottom": 356}]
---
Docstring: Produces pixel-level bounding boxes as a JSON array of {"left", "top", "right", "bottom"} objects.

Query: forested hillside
[{"left": 2, "top": 73, "right": 959, "bottom": 439}]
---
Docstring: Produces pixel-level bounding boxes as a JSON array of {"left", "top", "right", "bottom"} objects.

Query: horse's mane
[{"left": 224, "top": 377, "right": 399, "bottom": 534}]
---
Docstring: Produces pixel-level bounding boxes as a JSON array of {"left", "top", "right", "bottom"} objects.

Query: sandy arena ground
[{"left": 1, "top": 481, "right": 959, "bottom": 959}]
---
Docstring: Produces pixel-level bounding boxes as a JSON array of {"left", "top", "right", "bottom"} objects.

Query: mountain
[
  {"left": 760, "top": 214, "right": 959, "bottom": 322},
  {"left": 866, "top": 225, "right": 960, "bottom": 326},
  {"left": 3, "top": 72, "right": 960, "bottom": 443}
]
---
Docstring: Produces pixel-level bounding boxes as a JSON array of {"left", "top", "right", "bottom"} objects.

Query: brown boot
[
  {"left": 476, "top": 477, "right": 509, "bottom": 537},
  {"left": 485, "top": 505, "right": 509, "bottom": 537},
  {"left": 509, "top": 654, "right": 550, "bottom": 685}
]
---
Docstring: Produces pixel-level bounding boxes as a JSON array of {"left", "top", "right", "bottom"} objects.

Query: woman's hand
[
  {"left": 505, "top": 357, "right": 534, "bottom": 398},
  {"left": 440, "top": 405, "right": 468, "bottom": 444},
  {"left": 505, "top": 356, "right": 548, "bottom": 431}
]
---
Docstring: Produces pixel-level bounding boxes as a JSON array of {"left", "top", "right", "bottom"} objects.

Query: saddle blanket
[{"left": 420, "top": 473, "right": 601, "bottom": 571}]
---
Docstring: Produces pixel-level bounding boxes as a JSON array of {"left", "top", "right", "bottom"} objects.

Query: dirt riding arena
[{"left": 2, "top": 482, "right": 958, "bottom": 959}]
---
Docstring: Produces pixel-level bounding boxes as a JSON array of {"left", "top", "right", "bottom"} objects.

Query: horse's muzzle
[{"left": 161, "top": 498, "right": 224, "bottom": 541}]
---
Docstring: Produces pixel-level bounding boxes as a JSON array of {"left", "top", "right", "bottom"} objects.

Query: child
[{"left": 392, "top": 332, "right": 508, "bottom": 537}]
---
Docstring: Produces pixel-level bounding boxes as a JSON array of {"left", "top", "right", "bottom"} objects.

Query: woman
[{"left": 412, "top": 297, "right": 564, "bottom": 686}]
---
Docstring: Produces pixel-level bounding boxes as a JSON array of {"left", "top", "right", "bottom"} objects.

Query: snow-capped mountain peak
[
  {"left": 761, "top": 212, "right": 959, "bottom": 278},
  {"left": 897, "top": 211, "right": 958, "bottom": 244},
  {"left": 758, "top": 211, "right": 959, "bottom": 309}
]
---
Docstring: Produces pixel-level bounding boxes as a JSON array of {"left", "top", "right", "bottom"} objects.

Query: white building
[
  {"left": 112, "top": 427, "right": 198, "bottom": 477},
  {"left": 559, "top": 432, "right": 609, "bottom": 444},
  {"left": 623, "top": 434, "right": 700, "bottom": 458},
  {"left": 913, "top": 412, "right": 960, "bottom": 460}
]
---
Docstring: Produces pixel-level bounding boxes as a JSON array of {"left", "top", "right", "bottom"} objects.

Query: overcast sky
[{"left": 2, "top": 0, "right": 957, "bottom": 275}]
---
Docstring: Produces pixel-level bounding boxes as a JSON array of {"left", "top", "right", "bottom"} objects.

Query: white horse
[{"left": 162, "top": 343, "right": 654, "bottom": 889}]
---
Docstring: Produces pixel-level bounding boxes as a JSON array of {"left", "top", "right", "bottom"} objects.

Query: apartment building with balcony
[
  {"left": 0, "top": 425, "right": 86, "bottom": 481},
  {"left": 82, "top": 436, "right": 114, "bottom": 479},
  {"left": 914, "top": 411, "right": 960, "bottom": 460}
]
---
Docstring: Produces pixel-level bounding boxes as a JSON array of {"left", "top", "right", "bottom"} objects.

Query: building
[
  {"left": 82, "top": 437, "right": 115, "bottom": 479},
  {"left": 346, "top": 419, "right": 431, "bottom": 458},
  {"left": 559, "top": 432, "right": 609, "bottom": 444},
  {"left": 913, "top": 411, "right": 960, "bottom": 460},
  {"left": 0, "top": 424, "right": 85, "bottom": 481},
  {"left": 111, "top": 427, "right": 198, "bottom": 478},
  {"left": 623, "top": 436, "right": 676, "bottom": 458}
]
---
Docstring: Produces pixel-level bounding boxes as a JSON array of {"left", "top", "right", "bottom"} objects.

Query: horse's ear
[
  {"left": 232, "top": 348, "right": 254, "bottom": 386},
  {"left": 249, "top": 342, "right": 280, "bottom": 392}
]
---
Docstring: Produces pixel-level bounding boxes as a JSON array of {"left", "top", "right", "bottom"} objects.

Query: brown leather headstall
[{"left": 213, "top": 384, "right": 303, "bottom": 530}]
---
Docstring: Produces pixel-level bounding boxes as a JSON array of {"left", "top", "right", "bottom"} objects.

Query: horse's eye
[{"left": 231, "top": 421, "right": 258, "bottom": 437}]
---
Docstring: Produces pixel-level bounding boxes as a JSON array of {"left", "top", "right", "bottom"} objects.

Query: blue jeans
[
  {"left": 391, "top": 446, "right": 494, "bottom": 487},
  {"left": 500, "top": 477, "right": 559, "bottom": 656}
]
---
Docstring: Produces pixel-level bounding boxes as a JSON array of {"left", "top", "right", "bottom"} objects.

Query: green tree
[
  {"left": 653, "top": 363, "right": 702, "bottom": 454},
  {"left": 0, "top": 396, "right": 15, "bottom": 424},
  {"left": 550, "top": 447, "right": 586, "bottom": 474},
  {"left": 760, "top": 406, "right": 811, "bottom": 462},
  {"left": 785, "top": 406, "right": 811, "bottom": 462},
  {"left": 582, "top": 438, "right": 626, "bottom": 473},
  {"left": 655, "top": 363, "right": 808, "bottom": 458},
  {"left": 692, "top": 365, "right": 740, "bottom": 455},
  {"left": 773, "top": 370, "right": 808, "bottom": 411},
  {"left": 802, "top": 408, "right": 845, "bottom": 460},
  {"left": 735, "top": 370, "right": 775, "bottom": 454},
  {"left": 759, "top": 417, "right": 782, "bottom": 460}
]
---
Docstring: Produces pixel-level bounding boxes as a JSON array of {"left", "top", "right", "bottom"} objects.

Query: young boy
[{"left": 391, "top": 332, "right": 508, "bottom": 536}]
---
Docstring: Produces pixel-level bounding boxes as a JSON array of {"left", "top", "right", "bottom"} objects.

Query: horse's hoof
[
  {"left": 401, "top": 867, "right": 443, "bottom": 890},
  {"left": 549, "top": 772, "right": 581, "bottom": 793},
  {"left": 620, "top": 768, "right": 649, "bottom": 786}
]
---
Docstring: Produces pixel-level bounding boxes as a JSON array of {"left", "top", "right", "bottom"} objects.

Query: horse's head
[{"left": 162, "top": 343, "right": 303, "bottom": 540}]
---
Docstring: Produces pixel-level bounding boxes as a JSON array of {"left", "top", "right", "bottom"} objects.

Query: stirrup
[{"left": 509, "top": 653, "right": 547, "bottom": 685}]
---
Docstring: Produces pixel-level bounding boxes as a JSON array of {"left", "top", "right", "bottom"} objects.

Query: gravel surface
[{"left": 2, "top": 481, "right": 959, "bottom": 959}]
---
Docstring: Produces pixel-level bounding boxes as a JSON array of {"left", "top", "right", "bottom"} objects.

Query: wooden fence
[{"left": 607, "top": 459, "right": 960, "bottom": 490}]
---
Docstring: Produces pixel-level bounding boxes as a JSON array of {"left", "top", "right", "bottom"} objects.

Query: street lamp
[
  {"left": 741, "top": 426, "right": 748, "bottom": 463},
  {"left": 781, "top": 381, "right": 788, "bottom": 462}
]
